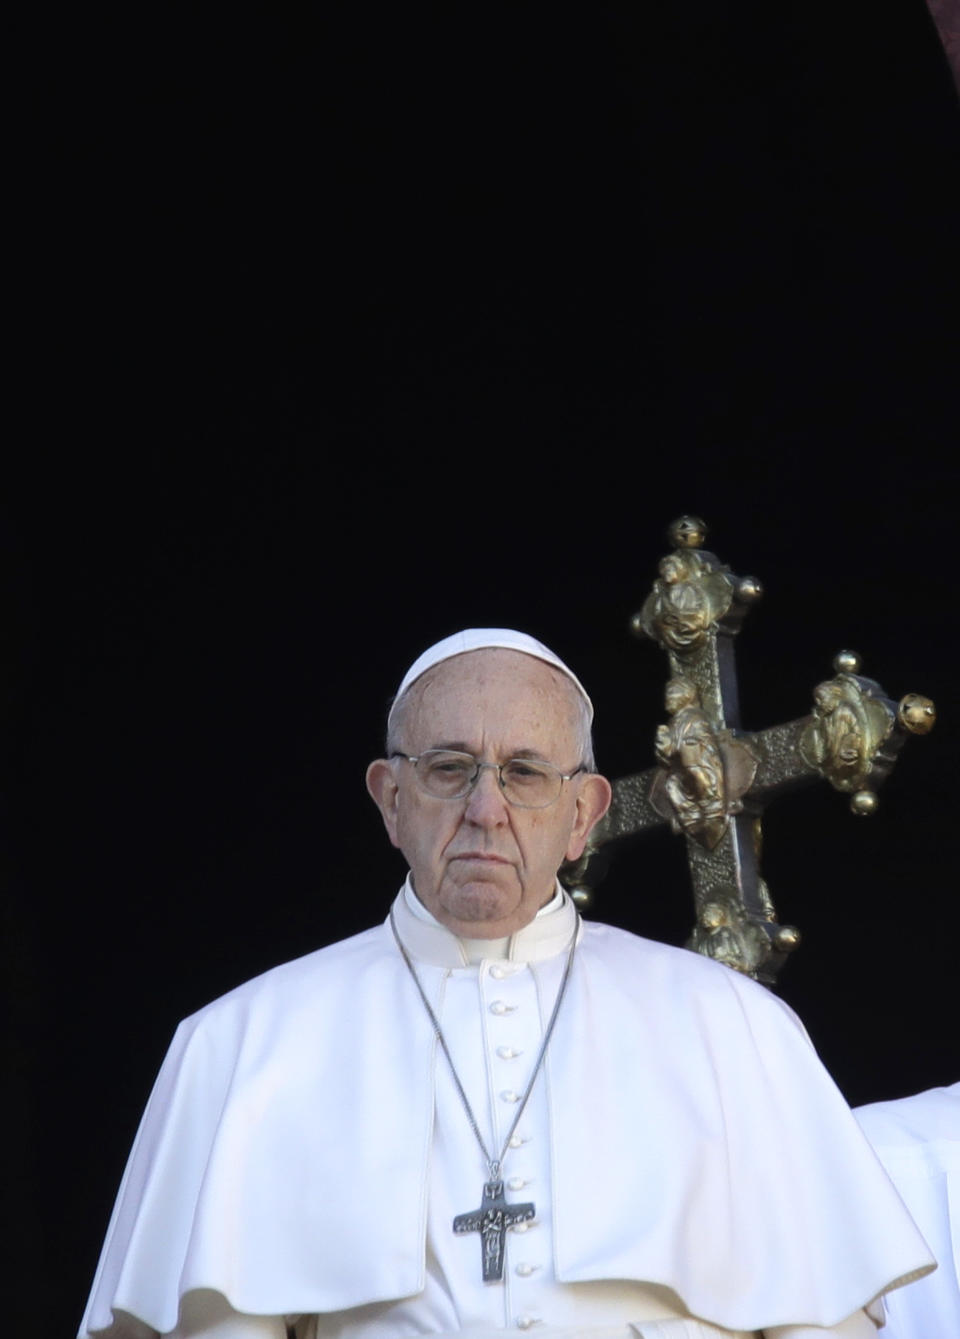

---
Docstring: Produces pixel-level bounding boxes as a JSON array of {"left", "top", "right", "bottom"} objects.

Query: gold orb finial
[
  {"left": 736, "top": 575, "right": 763, "bottom": 602},
  {"left": 774, "top": 924, "right": 801, "bottom": 952},
  {"left": 898, "top": 693, "right": 936, "bottom": 735},
  {"left": 850, "top": 790, "right": 878, "bottom": 817},
  {"left": 833, "top": 649, "right": 862, "bottom": 674},
  {"left": 668, "top": 515, "right": 707, "bottom": 549},
  {"left": 570, "top": 887, "right": 593, "bottom": 909}
]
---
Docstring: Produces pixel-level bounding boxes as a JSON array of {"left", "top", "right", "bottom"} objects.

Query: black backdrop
[{"left": 8, "top": 5, "right": 960, "bottom": 1332}]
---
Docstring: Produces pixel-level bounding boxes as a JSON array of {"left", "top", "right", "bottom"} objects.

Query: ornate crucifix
[
  {"left": 453, "top": 1177, "right": 536, "bottom": 1282},
  {"left": 562, "top": 516, "right": 935, "bottom": 985}
]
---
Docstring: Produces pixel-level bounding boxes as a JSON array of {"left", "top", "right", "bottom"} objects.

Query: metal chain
[{"left": 389, "top": 906, "right": 579, "bottom": 1179}]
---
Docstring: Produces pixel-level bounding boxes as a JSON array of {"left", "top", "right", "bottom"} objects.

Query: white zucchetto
[{"left": 394, "top": 627, "right": 594, "bottom": 720}]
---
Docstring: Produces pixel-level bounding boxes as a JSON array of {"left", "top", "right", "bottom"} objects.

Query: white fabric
[
  {"left": 171, "top": 1291, "right": 287, "bottom": 1337},
  {"left": 80, "top": 888, "right": 931, "bottom": 1338},
  {"left": 855, "top": 1083, "right": 960, "bottom": 1338},
  {"left": 394, "top": 629, "right": 594, "bottom": 720},
  {"left": 763, "top": 1316, "right": 877, "bottom": 1339},
  {"left": 367, "top": 887, "right": 696, "bottom": 1334}
]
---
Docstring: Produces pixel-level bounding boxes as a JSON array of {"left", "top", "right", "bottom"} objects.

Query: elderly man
[{"left": 81, "top": 630, "right": 933, "bottom": 1339}]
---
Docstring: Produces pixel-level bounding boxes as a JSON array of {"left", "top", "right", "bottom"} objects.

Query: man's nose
[{"left": 463, "top": 765, "right": 510, "bottom": 824}]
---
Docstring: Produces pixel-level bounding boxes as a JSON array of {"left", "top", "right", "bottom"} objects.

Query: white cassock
[
  {"left": 80, "top": 882, "right": 935, "bottom": 1339},
  {"left": 855, "top": 1083, "right": 960, "bottom": 1339}
]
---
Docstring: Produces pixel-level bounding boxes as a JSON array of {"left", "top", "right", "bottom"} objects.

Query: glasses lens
[
  {"left": 411, "top": 752, "right": 566, "bottom": 807},
  {"left": 500, "top": 759, "right": 562, "bottom": 808},
  {"left": 415, "top": 751, "right": 477, "bottom": 797}
]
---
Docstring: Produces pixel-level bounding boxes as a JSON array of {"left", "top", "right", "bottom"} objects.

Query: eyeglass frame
[{"left": 390, "top": 749, "right": 587, "bottom": 809}]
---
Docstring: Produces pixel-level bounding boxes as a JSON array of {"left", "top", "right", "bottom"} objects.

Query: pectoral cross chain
[{"left": 453, "top": 1179, "right": 535, "bottom": 1282}]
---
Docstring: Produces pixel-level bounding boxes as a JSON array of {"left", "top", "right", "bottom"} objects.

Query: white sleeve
[
  {"left": 764, "top": 1308, "right": 878, "bottom": 1339},
  {"left": 167, "top": 1290, "right": 289, "bottom": 1339}
]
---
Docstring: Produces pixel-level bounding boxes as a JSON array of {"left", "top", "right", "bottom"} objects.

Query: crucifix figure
[
  {"left": 562, "top": 516, "right": 935, "bottom": 985},
  {"left": 453, "top": 1178, "right": 536, "bottom": 1282}
]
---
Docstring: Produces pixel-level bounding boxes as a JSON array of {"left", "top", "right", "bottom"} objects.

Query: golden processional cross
[{"left": 561, "top": 516, "right": 935, "bottom": 985}]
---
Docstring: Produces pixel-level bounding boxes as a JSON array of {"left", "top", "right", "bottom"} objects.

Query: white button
[
  {"left": 516, "top": 1314, "right": 541, "bottom": 1329},
  {"left": 490, "top": 964, "right": 507, "bottom": 979},
  {"left": 511, "top": 1220, "right": 533, "bottom": 1233},
  {"left": 500, "top": 1089, "right": 520, "bottom": 1103},
  {"left": 497, "top": 1045, "right": 522, "bottom": 1060},
  {"left": 507, "top": 1176, "right": 529, "bottom": 1191},
  {"left": 490, "top": 1000, "right": 517, "bottom": 1015},
  {"left": 515, "top": 1262, "right": 538, "bottom": 1278},
  {"left": 508, "top": 1134, "right": 528, "bottom": 1148}
]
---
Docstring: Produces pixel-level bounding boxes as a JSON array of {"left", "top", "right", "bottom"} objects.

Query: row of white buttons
[{"left": 485, "top": 968, "right": 543, "bottom": 1329}]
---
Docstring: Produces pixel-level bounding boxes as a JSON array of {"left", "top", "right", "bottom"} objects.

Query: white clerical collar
[{"left": 392, "top": 875, "right": 579, "bottom": 967}]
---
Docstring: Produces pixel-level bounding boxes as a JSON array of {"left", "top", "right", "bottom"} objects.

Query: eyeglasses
[{"left": 392, "top": 750, "right": 585, "bottom": 809}]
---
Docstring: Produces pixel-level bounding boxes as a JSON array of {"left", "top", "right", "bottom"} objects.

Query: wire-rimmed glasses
[{"left": 392, "top": 749, "right": 584, "bottom": 809}]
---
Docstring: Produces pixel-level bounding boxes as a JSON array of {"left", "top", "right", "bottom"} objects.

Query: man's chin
[{"left": 436, "top": 878, "right": 523, "bottom": 936}]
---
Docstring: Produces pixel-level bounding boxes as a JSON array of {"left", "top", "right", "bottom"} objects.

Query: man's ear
[
  {"left": 564, "top": 773, "right": 613, "bottom": 863},
  {"left": 366, "top": 759, "right": 401, "bottom": 848}
]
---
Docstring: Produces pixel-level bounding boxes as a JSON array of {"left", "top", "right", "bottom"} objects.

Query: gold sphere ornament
[
  {"left": 898, "top": 693, "right": 936, "bottom": 735},
  {"left": 850, "top": 790, "right": 879, "bottom": 817},
  {"left": 628, "top": 611, "right": 645, "bottom": 639},
  {"left": 701, "top": 902, "right": 727, "bottom": 931},
  {"left": 736, "top": 575, "right": 763, "bottom": 602},
  {"left": 833, "top": 650, "right": 862, "bottom": 674},
  {"left": 774, "top": 925, "right": 802, "bottom": 952},
  {"left": 668, "top": 515, "right": 707, "bottom": 550},
  {"left": 570, "top": 887, "right": 592, "bottom": 909}
]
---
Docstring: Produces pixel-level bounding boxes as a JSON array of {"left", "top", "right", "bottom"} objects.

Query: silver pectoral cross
[{"left": 453, "top": 1178, "right": 536, "bottom": 1281}]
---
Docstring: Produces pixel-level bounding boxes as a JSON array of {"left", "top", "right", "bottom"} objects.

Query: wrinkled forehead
[{"left": 405, "top": 649, "right": 583, "bottom": 749}]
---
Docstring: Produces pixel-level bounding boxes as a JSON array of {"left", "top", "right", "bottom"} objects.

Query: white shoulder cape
[{"left": 81, "top": 908, "right": 934, "bottom": 1336}]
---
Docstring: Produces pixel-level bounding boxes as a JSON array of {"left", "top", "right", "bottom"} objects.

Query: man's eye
[
  {"left": 504, "top": 762, "right": 547, "bottom": 782},
  {"left": 428, "top": 758, "right": 472, "bottom": 776}
]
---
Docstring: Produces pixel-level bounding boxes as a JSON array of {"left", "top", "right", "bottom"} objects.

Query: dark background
[{"left": 7, "top": 5, "right": 959, "bottom": 1332}]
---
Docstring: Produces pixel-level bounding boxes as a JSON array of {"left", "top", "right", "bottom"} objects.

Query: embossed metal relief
[
  {"left": 560, "top": 516, "right": 934, "bottom": 986},
  {"left": 638, "top": 548, "right": 734, "bottom": 654},
  {"left": 800, "top": 668, "right": 894, "bottom": 792},
  {"left": 650, "top": 678, "right": 757, "bottom": 851}
]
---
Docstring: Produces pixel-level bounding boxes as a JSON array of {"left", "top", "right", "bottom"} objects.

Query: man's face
[{"left": 366, "top": 649, "right": 611, "bottom": 938}]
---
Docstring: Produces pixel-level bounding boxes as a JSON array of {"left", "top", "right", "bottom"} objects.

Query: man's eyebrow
[{"left": 428, "top": 743, "right": 553, "bottom": 762}]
